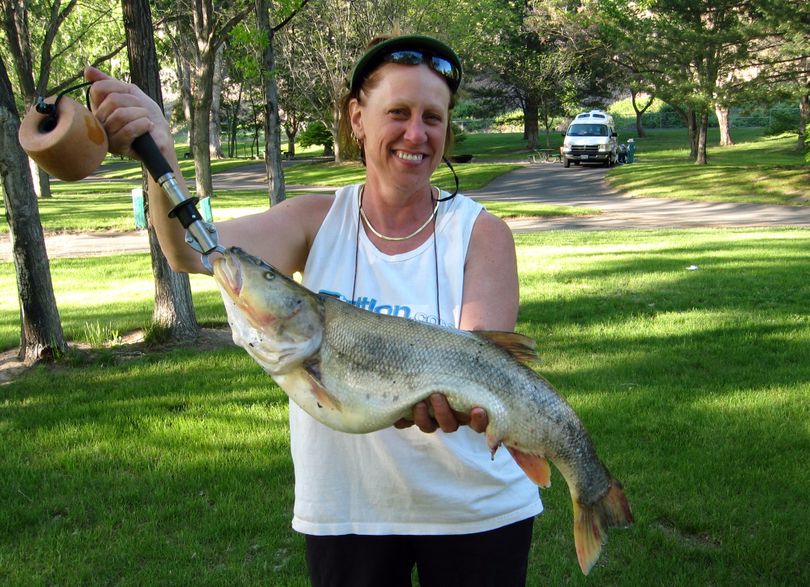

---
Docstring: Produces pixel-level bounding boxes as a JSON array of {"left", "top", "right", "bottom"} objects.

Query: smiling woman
[{"left": 85, "top": 33, "right": 540, "bottom": 586}]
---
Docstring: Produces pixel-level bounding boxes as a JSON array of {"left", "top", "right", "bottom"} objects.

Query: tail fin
[{"left": 572, "top": 479, "right": 634, "bottom": 575}]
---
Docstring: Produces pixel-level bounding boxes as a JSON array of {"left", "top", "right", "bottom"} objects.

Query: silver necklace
[
  {"left": 352, "top": 186, "right": 444, "bottom": 325},
  {"left": 358, "top": 185, "right": 439, "bottom": 242}
]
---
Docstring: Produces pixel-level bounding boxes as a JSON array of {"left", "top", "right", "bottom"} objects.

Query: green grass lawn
[
  {"left": 1, "top": 126, "right": 806, "bottom": 234},
  {"left": 0, "top": 170, "right": 577, "bottom": 235},
  {"left": 2, "top": 228, "right": 808, "bottom": 585},
  {"left": 607, "top": 129, "right": 808, "bottom": 205}
]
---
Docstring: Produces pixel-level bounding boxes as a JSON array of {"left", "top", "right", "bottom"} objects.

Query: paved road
[
  {"left": 467, "top": 163, "right": 810, "bottom": 232},
  {"left": 1, "top": 161, "right": 808, "bottom": 261}
]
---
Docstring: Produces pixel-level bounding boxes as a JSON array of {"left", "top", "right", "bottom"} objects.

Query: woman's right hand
[{"left": 84, "top": 66, "right": 174, "bottom": 162}]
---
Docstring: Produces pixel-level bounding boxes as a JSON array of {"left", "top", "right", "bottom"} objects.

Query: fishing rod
[{"left": 18, "top": 81, "right": 223, "bottom": 271}]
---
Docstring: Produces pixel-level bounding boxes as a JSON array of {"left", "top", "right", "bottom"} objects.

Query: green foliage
[
  {"left": 607, "top": 96, "right": 667, "bottom": 118},
  {"left": 298, "top": 121, "right": 333, "bottom": 150},
  {"left": 451, "top": 122, "right": 467, "bottom": 144},
  {"left": 493, "top": 109, "right": 524, "bottom": 130},
  {"left": 142, "top": 322, "right": 173, "bottom": 347},
  {"left": 766, "top": 106, "right": 801, "bottom": 135},
  {"left": 82, "top": 321, "right": 121, "bottom": 349}
]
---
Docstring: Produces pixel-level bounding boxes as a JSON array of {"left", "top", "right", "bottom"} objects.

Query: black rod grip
[{"left": 132, "top": 133, "right": 172, "bottom": 180}]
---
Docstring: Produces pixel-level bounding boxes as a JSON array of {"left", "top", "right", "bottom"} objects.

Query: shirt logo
[{"left": 319, "top": 289, "right": 446, "bottom": 326}]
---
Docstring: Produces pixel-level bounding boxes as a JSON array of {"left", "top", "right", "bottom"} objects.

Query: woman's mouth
[{"left": 394, "top": 150, "right": 425, "bottom": 162}]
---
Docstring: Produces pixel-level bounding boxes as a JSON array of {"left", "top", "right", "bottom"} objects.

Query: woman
[{"left": 86, "top": 34, "right": 542, "bottom": 586}]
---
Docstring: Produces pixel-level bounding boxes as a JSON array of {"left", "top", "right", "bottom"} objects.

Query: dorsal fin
[{"left": 476, "top": 331, "right": 539, "bottom": 364}]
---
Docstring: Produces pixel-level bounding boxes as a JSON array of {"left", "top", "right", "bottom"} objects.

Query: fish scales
[{"left": 213, "top": 246, "right": 633, "bottom": 575}]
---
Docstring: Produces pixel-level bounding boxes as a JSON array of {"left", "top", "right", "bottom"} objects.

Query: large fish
[{"left": 212, "top": 246, "right": 633, "bottom": 575}]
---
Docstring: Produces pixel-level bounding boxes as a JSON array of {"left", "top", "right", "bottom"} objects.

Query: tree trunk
[
  {"left": 696, "top": 111, "right": 709, "bottom": 165},
  {"left": 122, "top": 0, "right": 199, "bottom": 342},
  {"left": 524, "top": 95, "right": 539, "bottom": 150},
  {"left": 0, "top": 55, "right": 65, "bottom": 364},
  {"left": 184, "top": 1, "right": 251, "bottom": 200},
  {"left": 716, "top": 106, "right": 733, "bottom": 146},
  {"left": 28, "top": 159, "right": 52, "bottom": 198},
  {"left": 171, "top": 42, "right": 193, "bottom": 127},
  {"left": 227, "top": 84, "right": 243, "bottom": 158},
  {"left": 255, "top": 0, "right": 286, "bottom": 205},
  {"left": 209, "top": 44, "right": 225, "bottom": 160},
  {"left": 798, "top": 93, "right": 809, "bottom": 152},
  {"left": 684, "top": 109, "right": 698, "bottom": 161},
  {"left": 332, "top": 102, "right": 343, "bottom": 163},
  {"left": 631, "top": 89, "right": 654, "bottom": 138}
]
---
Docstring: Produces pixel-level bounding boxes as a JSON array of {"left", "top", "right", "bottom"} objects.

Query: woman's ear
[{"left": 348, "top": 98, "right": 364, "bottom": 141}]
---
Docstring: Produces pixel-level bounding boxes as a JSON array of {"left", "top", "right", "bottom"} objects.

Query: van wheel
[{"left": 563, "top": 158, "right": 570, "bottom": 168}]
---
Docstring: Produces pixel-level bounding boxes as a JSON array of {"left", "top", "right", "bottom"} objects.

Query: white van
[{"left": 561, "top": 110, "right": 618, "bottom": 167}]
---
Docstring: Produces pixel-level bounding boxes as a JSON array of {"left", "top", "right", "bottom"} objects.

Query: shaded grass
[
  {"left": 453, "top": 131, "right": 564, "bottom": 161},
  {"left": 282, "top": 160, "right": 520, "bottom": 192},
  {"left": 2, "top": 228, "right": 809, "bottom": 585}
]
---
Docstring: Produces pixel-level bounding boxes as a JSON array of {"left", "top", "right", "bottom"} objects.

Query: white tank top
[{"left": 292, "top": 184, "right": 542, "bottom": 535}]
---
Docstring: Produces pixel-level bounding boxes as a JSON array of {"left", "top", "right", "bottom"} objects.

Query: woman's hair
[{"left": 337, "top": 35, "right": 459, "bottom": 164}]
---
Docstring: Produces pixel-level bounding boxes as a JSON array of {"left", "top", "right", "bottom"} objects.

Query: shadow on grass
[{"left": 0, "top": 346, "right": 308, "bottom": 584}]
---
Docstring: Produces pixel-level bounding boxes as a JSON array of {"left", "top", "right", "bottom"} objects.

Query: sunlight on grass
[
  {"left": 2, "top": 228, "right": 809, "bottom": 585},
  {"left": 608, "top": 129, "right": 808, "bottom": 205}
]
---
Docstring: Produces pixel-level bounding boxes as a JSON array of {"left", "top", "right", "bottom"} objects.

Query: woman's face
[{"left": 350, "top": 63, "right": 451, "bottom": 193}]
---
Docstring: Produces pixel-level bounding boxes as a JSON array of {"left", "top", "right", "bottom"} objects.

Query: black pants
[{"left": 304, "top": 517, "right": 534, "bottom": 587}]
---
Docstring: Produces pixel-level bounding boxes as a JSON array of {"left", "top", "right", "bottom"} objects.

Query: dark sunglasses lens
[
  {"left": 386, "top": 50, "right": 425, "bottom": 66},
  {"left": 382, "top": 50, "right": 459, "bottom": 90},
  {"left": 430, "top": 57, "right": 459, "bottom": 83}
]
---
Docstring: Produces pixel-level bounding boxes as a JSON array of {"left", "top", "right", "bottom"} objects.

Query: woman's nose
[{"left": 403, "top": 116, "right": 428, "bottom": 143}]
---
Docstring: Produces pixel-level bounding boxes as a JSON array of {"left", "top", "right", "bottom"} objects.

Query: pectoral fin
[
  {"left": 507, "top": 447, "right": 551, "bottom": 488},
  {"left": 303, "top": 361, "right": 343, "bottom": 412}
]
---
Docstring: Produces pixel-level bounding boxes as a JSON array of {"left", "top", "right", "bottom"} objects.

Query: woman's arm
[{"left": 85, "top": 67, "right": 329, "bottom": 277}]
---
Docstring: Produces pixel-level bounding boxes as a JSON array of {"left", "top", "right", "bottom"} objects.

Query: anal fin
[{"left": 507, "top": 446, "right": 551, "bottom": 488}]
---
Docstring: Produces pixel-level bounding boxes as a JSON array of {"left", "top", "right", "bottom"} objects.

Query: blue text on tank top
[{"left": 319, "top": 289, "right": 443, "bottom": 326}]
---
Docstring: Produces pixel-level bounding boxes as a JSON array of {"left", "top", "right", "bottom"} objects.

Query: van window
[{"left": 567, "top": 123, "right": 609, "bottom": 137}]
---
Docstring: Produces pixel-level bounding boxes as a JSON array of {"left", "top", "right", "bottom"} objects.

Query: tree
[
  {"left": 298, "top": 120, "right": 334, "bottom": 152},
  {"left": 471, "top": 1, "right": 588, "bottom": 149},
  {"left": 160, "top": 0, "right": 252, "bottom": 201},
  {"left": 277, "top": 0, "right": 411, "bottom": 162},
  {"left": 254, "top": 0, "right": 310, "bottom": 205},
  {"left": 591, "top": 0, "right": 810, "bottom": 164},
  {"left": 0, "top": 53, "right": 66, "bottom": 364},
  {"left": 121, "top": 0, "right": 200, "bottom": 342},
  {"left": 631, "top": 88, "right": 655, "bottom": 138}
]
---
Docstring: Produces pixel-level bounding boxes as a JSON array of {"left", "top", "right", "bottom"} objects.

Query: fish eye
[{"left": 264, "top": 271, "right": 275, "bottom": 281}]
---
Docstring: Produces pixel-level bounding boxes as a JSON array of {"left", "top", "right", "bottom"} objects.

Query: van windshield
[{"left": 567, "top": 124, "right": 609, "bottom": 137}]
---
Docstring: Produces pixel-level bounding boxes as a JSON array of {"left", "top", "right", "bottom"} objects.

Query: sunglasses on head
[{"left": 378, "top": 50, "right": 461, "bottom": 93}]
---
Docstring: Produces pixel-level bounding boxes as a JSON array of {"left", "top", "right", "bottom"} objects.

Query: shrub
[{"left": 299, "top": 121, "right": 334, "bottom": 150}]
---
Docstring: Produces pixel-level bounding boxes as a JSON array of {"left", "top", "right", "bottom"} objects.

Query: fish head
[{"left": 212, "top": 247, "right": 323, "bottom": 360}]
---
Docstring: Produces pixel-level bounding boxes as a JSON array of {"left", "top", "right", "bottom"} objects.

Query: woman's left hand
[{"left": 394, "top": 394, "right": 488, "bottom": 433}]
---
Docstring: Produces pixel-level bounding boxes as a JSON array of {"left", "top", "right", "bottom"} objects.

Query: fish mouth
[{"left": 212, "top": 253, "right": 244, "bottom": 299}]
